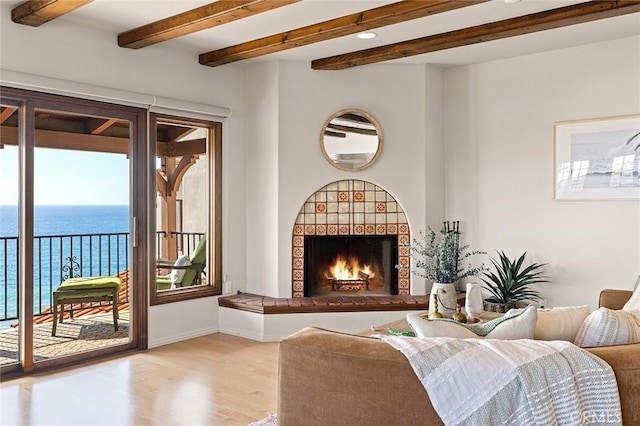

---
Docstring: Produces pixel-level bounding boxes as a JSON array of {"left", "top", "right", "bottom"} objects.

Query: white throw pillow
[
  {"left": 574, "top": 307, "right": 640, "bottom": 348},
  {"left": 622, "top": 275, "right": 640, "bottom": 311},
  {"left": 407, "top": 305, "right": 537, "bottom": 340},
  {"left": 535, "top": 305, "right": 590, "bottom": 341},
  {"left": 170, "top": 254, "right": 191, "bottom": 287}
]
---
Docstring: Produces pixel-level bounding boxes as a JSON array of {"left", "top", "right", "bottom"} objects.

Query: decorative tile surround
[{"left": 292, "top": 180, "right": 410, "bottom": 297}]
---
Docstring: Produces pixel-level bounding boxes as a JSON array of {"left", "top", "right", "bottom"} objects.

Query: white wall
[
  {"left": 0, "top": 4, "right": 248, "bottom": 347},
  {"left": 245, "top": 62, "right": 280, "bottom": 296},
  {"left": 445, "top": 36, "right": 640, "bottom": 308}
]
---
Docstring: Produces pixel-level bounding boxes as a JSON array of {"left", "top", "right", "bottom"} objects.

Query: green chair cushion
[
  {"left": 156, "top": 275, "right": 172, "bottom": 290},
  {"left": 55, "top": 277, "right": 121, "bottom": 301},
  {"left": 180, "top": 236, "right": 206, "bottom": 287},
  {"left": 57, "top": 276, "right": 122, "bottom": 291}
]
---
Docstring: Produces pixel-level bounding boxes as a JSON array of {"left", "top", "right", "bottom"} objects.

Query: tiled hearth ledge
[{"left": 218, "top": 293, "right": 435, "bottom": 314}]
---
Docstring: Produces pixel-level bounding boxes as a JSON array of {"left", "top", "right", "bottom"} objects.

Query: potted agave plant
[
  {"left": 402, "top": 222, "right": 485, "bottom": 317},
  {"left": 482, "top": 251, "right": 549, "bottom": 313}
]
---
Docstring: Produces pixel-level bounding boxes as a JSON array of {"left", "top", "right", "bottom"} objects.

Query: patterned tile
[
  {"left": 293, "top": 236, "right": 304, "bottom": 246},
  {"left": 376, "top": 224, "right": 387, "bottom": 234},
  {"left": 304, "top": 225, "right": 315, "bottom": 235},
  {"left": 293, "top": 224, "right": 304, "bottom": 235},
  {"left": 327, "top": 192, "right": 337, "bottom": 203},
  {"left": 293, "top": 258, "right": 303, "bottom": 269},
  {"left": 353, "top": 191, "right": 364, "bottom": 202},
  {"left": 316, "top": 225, "right": 327, "bottom": 235},
  {"left": 339, "top": 225, "right": 350, "bottom": 235},
  {"left": 387, "top": 224, "right": 398, "bottom": 234},
  {"left": 293, "top": 281, "right": 303, "bottom": 291},
  {"left": 293, "top": 247, "right": 304, "bottom": 258},
  {"left": 376, "top": 202, "right": 386, "bottom": 213},
  {"left": 327, "top": 225, "right": 338, "bottom": 235},
  {"left": 399, "top": 224, "right": 409, "bottom": 234},
  {"left": 354, "top": 224, "right": 365, "bottom": 235},
  {"left": 327, "top": 213, "right": 338, "bottom": 224},
  {"left": 293, "top": 270, "right": 303, "bottom": 281},
  {"left": 293, "top": 291, "right": 304, "bottom": 298},
  {"left": 365, "top": 224, "right": 376, "bottom": 235},
  {"left": 338, "top": 191, "right": 349, "bottom": 202},
  {"left": 316, "top": 203, "right": 327, "bottom": 213}
]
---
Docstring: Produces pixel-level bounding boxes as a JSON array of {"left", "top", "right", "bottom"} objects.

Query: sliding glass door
[{"left": 0, "top": 88, "right": 148, "bottom": 374}]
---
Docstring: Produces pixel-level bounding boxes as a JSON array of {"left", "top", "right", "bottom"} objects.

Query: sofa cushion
[
  {"left": 535, "top": 305, "right": 590, "bottom": 341},
  {"left": 622, "top": 275, "right": 640, "bottom": 311},
  {"left": 407, "top": 305, "right": 537, "bottom": 340},
  {"left": 574, "top": 307, "right": 640, "bottom": 348}
]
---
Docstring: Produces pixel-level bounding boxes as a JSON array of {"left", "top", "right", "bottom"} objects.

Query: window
[{"left": 150, "top": 114, "right": 222, "bottom": 305}]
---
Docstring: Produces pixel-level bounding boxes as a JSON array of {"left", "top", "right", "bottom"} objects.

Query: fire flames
[{"left": 327, "top": 256, "right": 375, "bottom": 281}]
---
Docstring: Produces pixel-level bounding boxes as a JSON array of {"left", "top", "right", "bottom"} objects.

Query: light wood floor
[{"left": 0, "top": 333, "right": 279, "bottom": 426}]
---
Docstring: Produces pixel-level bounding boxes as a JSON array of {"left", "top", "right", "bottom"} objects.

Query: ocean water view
[{"left": 0, "top": 205, "right": 129, "bottom": 328}]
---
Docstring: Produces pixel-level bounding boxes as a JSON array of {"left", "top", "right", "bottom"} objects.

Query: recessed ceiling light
[{"left": 356, "top": 32, "right": 377, "bottom": 40}]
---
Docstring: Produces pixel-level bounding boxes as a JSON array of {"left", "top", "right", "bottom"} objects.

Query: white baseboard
[{"left": 148, "top": 326, "right": 220, "bottom": 349}]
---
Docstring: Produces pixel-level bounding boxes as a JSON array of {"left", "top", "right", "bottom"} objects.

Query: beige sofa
[{"left": 278, "top": 290, "right": 640, "bottom": 425}]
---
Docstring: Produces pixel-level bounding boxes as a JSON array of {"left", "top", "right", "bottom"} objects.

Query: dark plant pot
[{"left": 483, "top": 299, "right": 517, "bottom": 313}]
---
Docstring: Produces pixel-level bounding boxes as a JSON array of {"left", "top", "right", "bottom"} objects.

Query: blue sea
[{"left": 0, "top": 205, "right": 129, "bottom": 327}]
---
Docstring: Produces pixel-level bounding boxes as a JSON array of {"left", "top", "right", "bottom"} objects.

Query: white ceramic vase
[
  {"left": 465, "top": 282, "right": 484, "bottom": 321},
  {"left": 429, "top": 282, "right": 457, "bottom": 318}
]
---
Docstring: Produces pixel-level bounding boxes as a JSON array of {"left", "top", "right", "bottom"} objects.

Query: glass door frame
[{"left": 0, "top": 87, "right": 149, "bottom": 375}]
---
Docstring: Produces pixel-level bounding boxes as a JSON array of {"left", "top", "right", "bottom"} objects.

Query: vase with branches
[{"left": 399, "top": 222, "right": 485, "bottom": 317}]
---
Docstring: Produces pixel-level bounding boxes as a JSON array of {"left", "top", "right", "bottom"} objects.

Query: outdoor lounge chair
[
  {"left": 52, "top": 257, "right": 121, "bottom": 337},
  {"left": 156, "top": 236, "right": 206, "bottom": 290}
]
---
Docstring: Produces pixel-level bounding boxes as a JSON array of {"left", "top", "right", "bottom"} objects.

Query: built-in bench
[{"left": 218, "top": 292, "right": 437, "bottom": 314}]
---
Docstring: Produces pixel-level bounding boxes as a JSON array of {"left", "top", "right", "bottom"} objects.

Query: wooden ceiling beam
[
  {"left": 1, "top": 126, "right": 129, "bottom": 154},
  {"left": 199, "top": 0, "right": 488, "bottom": 67},
  {"left": 118, "top": 0, "right": 300, "bottom": 49},
  {"left": 326, "top": 123, "right": 377, "bottom": 136},
  {"left": 89, "top": 118, "right": 118, "bottom": 135},
  {"left": 0, "top": 107, "right": 18, "bottom": 125},
  {"left": 312, "top": 0, "right": 640, "bottom": 70},
  {"left": 11, "top": 0, "right": 93, "bottom": 27},
  {"left": 156, "top": 138, "right": 207, "bottom": 157}
]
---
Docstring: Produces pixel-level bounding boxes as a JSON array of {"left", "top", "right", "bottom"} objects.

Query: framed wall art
[{"left": 553, "top": 115, "right": 640, "bottom": 200}]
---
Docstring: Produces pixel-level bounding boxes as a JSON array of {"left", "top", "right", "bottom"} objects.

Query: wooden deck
[{"left": 218, "top": 292, "right": 434, "bottom": 314}]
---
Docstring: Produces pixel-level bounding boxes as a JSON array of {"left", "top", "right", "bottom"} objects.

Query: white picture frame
[{"left": 553, "top": 115, "right": 640, "bottom": 200}]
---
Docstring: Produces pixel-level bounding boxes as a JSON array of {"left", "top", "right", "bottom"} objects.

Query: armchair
[{"left": 156, "top": 236, "right": 206, "bottom": 290}]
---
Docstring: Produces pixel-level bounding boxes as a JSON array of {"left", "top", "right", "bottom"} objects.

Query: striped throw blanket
[{"left": 382, "top": 336, "right": 621, "bottom": 426}]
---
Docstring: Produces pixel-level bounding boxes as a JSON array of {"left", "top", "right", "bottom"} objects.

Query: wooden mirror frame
[{"left": 320, "top": 109, "right": 383, "bottom": 172}]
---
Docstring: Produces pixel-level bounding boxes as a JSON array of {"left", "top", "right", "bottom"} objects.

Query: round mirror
[{"left": 320, "top": 109, "right": 383, "bottom": 171}]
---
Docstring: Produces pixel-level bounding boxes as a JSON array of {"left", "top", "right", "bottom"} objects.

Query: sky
[{"left": 0, "top": 146, "right": 130, "bottom": 205}]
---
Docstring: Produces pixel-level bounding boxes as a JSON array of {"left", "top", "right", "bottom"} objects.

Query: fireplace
[
  {"left": 304, "top": 235, "right": 398, "bottom": 297},
  {"left": 292, "top": 179, "right": 411, "bottom": 297}
]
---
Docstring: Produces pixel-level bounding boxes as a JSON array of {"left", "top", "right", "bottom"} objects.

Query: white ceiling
[{"left": 11, "top": 0, "right": 640, "bottom": 67}]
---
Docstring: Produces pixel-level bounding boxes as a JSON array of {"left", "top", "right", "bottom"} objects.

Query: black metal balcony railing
[{"left": 0, "top": 231, "right": 203, "bottom": 322}]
